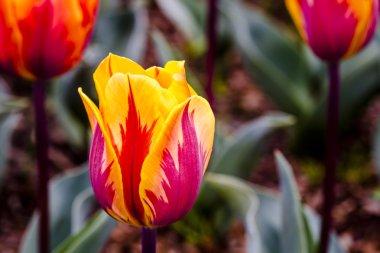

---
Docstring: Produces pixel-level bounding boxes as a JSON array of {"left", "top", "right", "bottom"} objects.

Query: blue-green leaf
[
  {"left": 53, "top": 211, "right": 116, "bottom": 253},
  {"left": 222, "top": 0, "right": 314, "bottom": 117},
  {"left": 0, "top": 114, "right": 20, "bottom": 187},
  {"left": 71, "top": 188, "right": 97, "bottom": 233},
  {"left": 155, "top": 0, "right": 205, "bottom": 46},
  {"left": 19, "top": 164, "right": 91, "bottom": 253},
  {"left": 209, "top": 112, "right": 295, "bottom": 178},
  {"left": 95, "top": 2, "right": 148, "bottom": 62},
  {"left": 151, "top": 30, "right": 182, "bottom": 65},
  {"left": 275, "top": 151, "right": 309, "bottom": 253},
  {"left": 373, "top": 118, "right": 380, "bottom": 179},
  {"left": 308, "top": 40, "right": 380, "bottom": 133},
  {"left": 206, "top": 173, "right": 261, "bottom": 253}
]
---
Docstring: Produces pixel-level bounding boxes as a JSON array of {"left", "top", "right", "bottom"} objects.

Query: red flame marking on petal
[{"left": 114, "top": 83, "right": 157, "bottom": 224}]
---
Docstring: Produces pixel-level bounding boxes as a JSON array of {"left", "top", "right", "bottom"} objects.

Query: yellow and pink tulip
[
  {"left": 286, "top": 0, "right": 378, "bottom": 61},
  {"left": 79, "top": 54, "right": 215, "bottom": 227},
  {"left": 0, "top": 0, "right": 98, "bottom": 80}
]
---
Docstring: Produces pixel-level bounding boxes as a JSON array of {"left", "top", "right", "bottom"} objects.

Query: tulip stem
[
  {"left": 319, "top": 63, "right": 340, "bottom": 253},
  {"left": 34, "top": 79, "right": 50, "bottom": 253},
  {"left": 142, "top": 228, "right": 157, "bottom": 253},
  {"left": 205, "top": 0, "right": 218, "bottom": 110}
]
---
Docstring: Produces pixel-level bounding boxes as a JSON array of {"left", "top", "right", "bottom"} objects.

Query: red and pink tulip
[
  {"left": 79, "top": 54, "right": 215, "bottom": 227},
  {"left": 0, "top": 0, "right": 98, "bottom": 80},
  {"left": 286, "top": 0, "right": 379, "bottom": 61}
]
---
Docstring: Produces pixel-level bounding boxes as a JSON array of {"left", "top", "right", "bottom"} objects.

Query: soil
[{"left": 1, "top": 1, "right": 380, "bottom": 253}]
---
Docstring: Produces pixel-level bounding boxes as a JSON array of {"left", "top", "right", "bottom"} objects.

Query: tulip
[
  {"left": 285, "top": 0, "right": 378, "bottom": 61},
  {"left": 285, "top": 2, "right": 379, "bottom": 253},
  {"left": 0, "top": 2, "right": 99, "bottom": 252},
  {"left": 0, "top": 0, "right": 99, "bottom": 80},
  {"left": 79, "top": 54, "right": 215, "bottom": 228}
]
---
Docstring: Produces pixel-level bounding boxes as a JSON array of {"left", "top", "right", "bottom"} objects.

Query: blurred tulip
[
  {"left": 0, "top": 0, "right": 99, "bottom": 80},
  {"left": 79, "top": 54, "right": 215, "bottom": 227},
  {"left": 286, "top": 0, "right": 378, "bottom": 61}
]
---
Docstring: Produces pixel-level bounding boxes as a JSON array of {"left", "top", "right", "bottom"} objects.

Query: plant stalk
[
  {"left": 34, "top": 79, "right": 50, "bottom": 253},
  {"left": 142, "top": 228, "right": 157, "bottom": 253},
  {"left": 206, "top": 0, "right": 218, "bottom": 110},
  {"left": 318, "top": 63, "right": 340, "bottom": 253}
]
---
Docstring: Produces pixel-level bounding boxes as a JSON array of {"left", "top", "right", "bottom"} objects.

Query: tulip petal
[
  {"left": 89, "top": 125, "right": 119, "bottom": 220},
  {"left": 164, "top": 60, "right": 185, "bottom": 77},
  {"left": 100, "top": 73, "right": 178, "bottom": 224},
  {"left": 164, "top": 61, "right": 192, "bottom": 102},
  {"left": 1, "top": 0, "right": 98, "bottom": 79},
  {"left": 0, "top": 1, "right": 38, "bottom": 79},
  {"left": 146, "top": 66, "right": 173, "bottom": 88},
  {"left": 78, "top": 88, "right": 141, "bottom": 226},
  {"left": 285, "top": 0, "right": 307, "bottom": 41},
  {"left": 139, "top": 96, "right": 215, "bottom": 226},
  {"left": 168, "top": 82, "right": 192, "bottom": 103},
  {"left": 345, "top": 0, "right": 378, "bottom": 58},
  {"left": 103, "top": 73, "right": 178, "bottom": 151},
  {"left": 286, "top": 0, "right": 378, "bottom": 61},
  {"left": 94, "top": 54, "right": 146, "bottom": 111},
  {"left": 188, "top": 85, "right": 198, "bottom": 96},
  {"left": 146, "top": 64, "right": 192, "bottom": 102},
  {"left": 46, "top": 0, "right": 98, "bottom": 77},
  {"left": 78, "top": 88, "right": 97, "bottom": 131}
]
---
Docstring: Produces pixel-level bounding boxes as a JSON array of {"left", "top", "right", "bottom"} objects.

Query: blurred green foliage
[
  {"left": 222, "top": 0, "right": 380, "bottom": 159},
  {"left": 0, "top": 88, "right": 27, "bottom": 188},
  {"left": 202, "top": 152, "right": 346, "bottom": 253},
  {"left": 19, "top": 164, "right": 116, "bottom": 253}
]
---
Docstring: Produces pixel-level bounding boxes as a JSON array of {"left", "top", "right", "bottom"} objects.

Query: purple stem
[
  {"left": 142, "top": 228, "right": 157, "bottom": 253},
  {"left": 34, "top": 79, "right": 50, "bottom": 253},
  {"left": 205, "top": 0, "right": 218, "bottom": 110},
  {"left": 318, "top": 63, "right": 340, "bottom": 253}
]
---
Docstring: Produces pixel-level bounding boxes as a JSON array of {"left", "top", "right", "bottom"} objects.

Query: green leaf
[
  {"left": 373, "top": 118, "right": 380, "bottom": 179},
  {"left": 338, "top": 42, "right": 380, "bottom": 125},
  {"left": 208, "top": 123, "right": 226, "bottom": 162},
  {"left": 182, "top": 169, "right": 345, "bottom": 253},
  {"left": 123, "top": 5, "right": 148, "bottom": 62},
  {"left": 155, "top": 0, "right": 200, "bottom": 39},
  {"left": 308, "top": 41, "right": 380, "bottom": 133},
  {"left": 52, "top": 69, "right": 89, "bottom": 149},
  {"left": 155, "top": 0, "right": 205, "bottom": 45},
  {"left": 71, "top": 188, "right": 97, "bottom": 233},
  {"left": 206, "top": 173, "right": 261, "bottom": 253},
  {"left": 95, "top": 2, "right": 148, "bottom": 62},
  {"left": 19, "top": 164, "right": 91, "bottom": 253},
  {"left": 275, "top": 151, "right": 309, "bottom": 253},
  {"left": 253, "top": 186, "right": 281, "bottom": 253},
  {"left": 303, "top": 207, "right": 346, "bottom": 253},
  {"left": 0, "top": 93, "right": 28, "bottom": 115},
  {"left": 205, "top": 171, "right": 345, "bottom": 253},
  {"left": 297, "top": 40, "right": 380, "bottom": 156},
  {"left": 151, "top": 30, "right": 182, "bottom": 64},
  {"left": 53, "top": 211, "right": 116, "bottom": 253},
  {"left": 209, "top": 112, "right": 295, "bottom": 178},
  {"left": 0, "top": 113, "right": 20, "bottom": 187},
  {"left": 253, "top": 186, "right": 346, "bottom": 253},
  {"left": 222, "top": 0, "right": 314, "bottom": 117},
  {"left": 302, "top": 209, "right": 317, "bottom": 253}
]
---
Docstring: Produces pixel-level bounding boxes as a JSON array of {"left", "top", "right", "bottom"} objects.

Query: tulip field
[{"left": 2, "top": 0, "right": 380, "bottom": 253}]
